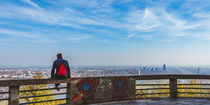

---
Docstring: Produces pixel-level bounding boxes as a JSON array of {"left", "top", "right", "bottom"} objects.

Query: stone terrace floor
[{"left": 91, "top": 98, "right": 210, "bottom": 105}]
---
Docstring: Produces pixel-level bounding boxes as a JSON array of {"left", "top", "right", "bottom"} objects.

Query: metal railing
[
  {"left": 133, "top": 75, "right": 210, "bottom": 99},
  {"left": 19, "top": 86, "right": 67, "bottom": 105},
  {"left": 0, "top": 75, "right": 209, "bottom": 105},
  {"left": 0, "top": 86, "right": 9, "bottom": 104},
  {"left": 0, "top": 79, "right": 71, "bottom": 105}
]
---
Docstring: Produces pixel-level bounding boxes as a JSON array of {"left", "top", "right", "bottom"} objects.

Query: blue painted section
[
  {"left": 82, "top": 82, "right": 90, "bottom": 91},
  {"left": 117, "top": 80, "right": 123, "bottom": 88}
]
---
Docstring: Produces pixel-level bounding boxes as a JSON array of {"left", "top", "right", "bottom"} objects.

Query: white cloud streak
[
  {"left": 67, "top": 35, "right": 91, "bottom": 43},
  {"left": 0, "top": 28, "right": 39, "bottom": 38},
  {"left": 125, "top": 7, "right": 204, "bottom": 41},
  {"left": 127, "top": 33, "right": 136, "bottom": 38},
  {"left": 0, "top": 4, "right": 106, "bottom": 29},
  {"left": 0, "top": 28, "right": 59, "bottom": 44},
  {"left": 21, "top": 0, "right": 41, "bottom": 9}
]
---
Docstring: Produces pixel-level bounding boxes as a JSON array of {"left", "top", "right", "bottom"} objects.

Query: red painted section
[
  {"left": 112, "top": 77, "right": 128, "bottom": 98},
  {"left": 72, "top": 78, "right": 98, "bottom": 103},
  {"left": 71, "top": 93, "right": 84, "bottom": 103}
]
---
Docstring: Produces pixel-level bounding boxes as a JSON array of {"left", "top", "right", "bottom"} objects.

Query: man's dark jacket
[{"left": 51, "top": 57, "right": 70, "bottom": 78}]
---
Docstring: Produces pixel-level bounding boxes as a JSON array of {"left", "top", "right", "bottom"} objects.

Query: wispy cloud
[
  {"left": 0, "top": 4, "right": 104, "bottom": 29},
  {"left": 127, "top": 33, "right": 136, "bottom": 38},
  {"left": 0, "top": 28, "right": 58, "bottom": 44},
  {"left": 67, "top": 34, "right": 91, "bottom": 43},
  {"left": 21, "top": 0, "right": 41, "bottom": 9},
  {"left": 193, "top": 12, "right": 210, "bottom": 18},
  {"left": 125, "top": 8, "right": 160, "bottom": 32},
  {"left": 124, "top": 7, "right": 204, "bottom": 41},
  {"left": 0, "top": 28, "right": 39, "bottom": 38}
]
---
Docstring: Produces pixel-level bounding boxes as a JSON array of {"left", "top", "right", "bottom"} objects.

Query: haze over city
[{"left": 0, "top": 0, "right": 210, "bottom": 66}]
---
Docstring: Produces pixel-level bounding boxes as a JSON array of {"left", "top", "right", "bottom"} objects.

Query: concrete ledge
[{"left": 0, "top": 75, "right": 210, "bottom": 86}]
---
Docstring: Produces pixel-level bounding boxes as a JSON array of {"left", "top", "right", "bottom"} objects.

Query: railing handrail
[
  {"left": 0, "top": 78, "right": 71, "bottom": 86},
  {"left": 0, "top": 74, "right": 210, "bottom": 86},
  {"left": 131, "top": 74, "right": 210, "bottom": 80}
]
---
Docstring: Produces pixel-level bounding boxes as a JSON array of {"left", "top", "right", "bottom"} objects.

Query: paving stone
[{"left": 91, "top": 99, "right": 210, "bottom": 105}]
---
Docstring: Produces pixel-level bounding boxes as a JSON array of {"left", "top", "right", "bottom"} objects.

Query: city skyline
[{"left": 1, "top": 0, "right": 210, "bottom": 66}]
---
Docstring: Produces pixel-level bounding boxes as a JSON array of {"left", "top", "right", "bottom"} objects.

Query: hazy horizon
[
  {"left": 1, "top": 64, "right": 210, "bottom": 68},
  {"left": 1, "top": 0, "right": 210, "bottom": 66}
]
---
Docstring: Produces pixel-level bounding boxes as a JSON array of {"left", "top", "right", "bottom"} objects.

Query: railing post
[
  {"left": 169, "top": 79, "right": 178, "bottom": 98},
  {"left": 9, "top": 86, "right": 19, "bottom": 105},
  {"left": 128, "top": 77, "right": 136, "bottom": 100},
  {"left": 66, "top": 83, "right": 71, "bottom": 105}
]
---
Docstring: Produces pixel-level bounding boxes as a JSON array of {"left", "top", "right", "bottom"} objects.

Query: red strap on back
[{"left": 58, "top": 64, "right": 67, "bottom": 76}]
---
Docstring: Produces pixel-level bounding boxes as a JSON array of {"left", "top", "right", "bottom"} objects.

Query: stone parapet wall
[{"left": 70, "top": 77, "right": 136, "bottom": 104}]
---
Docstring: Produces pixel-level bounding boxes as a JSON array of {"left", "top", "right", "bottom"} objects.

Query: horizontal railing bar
[
  {"left": 19, "top": 98, "right": 66, "bottom": 105},
  {"left": 136, "top": 93, "right": 169, "bottom": 95},
  {"left": 0, "top": 78, "right": 71, "bottom": 86},
  {"left": 179, "top": 92, "right": 210, "bottom": 94},
  {"left": 70, "top": 74, "right": 210, "bottom": 80},
  {"left": 178, "top": 97, "right": 210, "bottom": 99},
  {"left": 0, "top": 91, "right": 9, "bottom": 94},
  {"left": 178, "top": 84, "right": 210, "bottom": 85},
  {"left": 0, "top": 75, "right": 210, "bottom": 86},
  {"left": 136, "top": 88, "right": 170, "bottom": 90},
  {"left": 20, "top": 87, "right": 67, "bottom": 92},
  {"left": 0, "top": 98, "right": 8, "bottom": 101},
  {"left": 133, "top": 75, "right": 210, "bottom": 80},
  {"left": 136, "top": 97, "right": 170, "bottom": 99},
  {"left": 20, "top": 93, "right": 67, "bottom": 99},
  {"left": 136, "top": 84, "right": 169, "bottom": 86},
  {"left": 136, "top": 97, "right": 210, "bottom": 99},
  {"left": 178, "top": 88, "right": 210, "bottom": 89}
]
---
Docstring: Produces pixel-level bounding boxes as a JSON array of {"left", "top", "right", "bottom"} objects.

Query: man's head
[{"left": 57, "top": 53, "right": 62, "bottom": 58}]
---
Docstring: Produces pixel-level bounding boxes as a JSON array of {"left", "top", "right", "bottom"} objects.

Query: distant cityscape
[
  {"left": 1, "top": 65, "right": 210, "bottom": 100},
  {"left": 1, "top": 64, "right": 210, "bottom": 80}
]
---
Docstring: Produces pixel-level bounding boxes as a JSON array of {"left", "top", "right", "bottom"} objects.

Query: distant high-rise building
[
  {"left": 163, "top": 64, "right": 166, "bottom": 71},
  {"left": 143, "top": 66, "right": 146, "bottom": 71},
  {"left": 197, "top": 67, "right": 200, "bottom": 74}
]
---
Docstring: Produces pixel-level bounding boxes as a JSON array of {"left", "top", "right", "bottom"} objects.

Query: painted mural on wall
[
  {"left": 71, "top": 78, "right": 98, "bottom": 103},
  {"left": 112, "top": 77, "right": 128, "bottom": 98}
]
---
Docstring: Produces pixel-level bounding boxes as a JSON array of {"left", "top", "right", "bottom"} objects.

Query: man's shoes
[{"left": 55, "top": 86, "right": 60, "bottom": 91}]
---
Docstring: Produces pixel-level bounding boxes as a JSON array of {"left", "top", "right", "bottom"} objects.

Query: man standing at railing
[{"left": 51, "top": 53, "right": 71, "bottom": 91}]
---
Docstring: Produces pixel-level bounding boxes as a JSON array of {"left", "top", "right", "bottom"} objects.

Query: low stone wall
[{"left": 70, "top": 77, "right": 136, "bottom": 104}]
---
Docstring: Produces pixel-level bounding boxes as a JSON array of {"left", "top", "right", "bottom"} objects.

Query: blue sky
[{"left": 0, "top": 0, "right": 210, "bottom": 66}]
